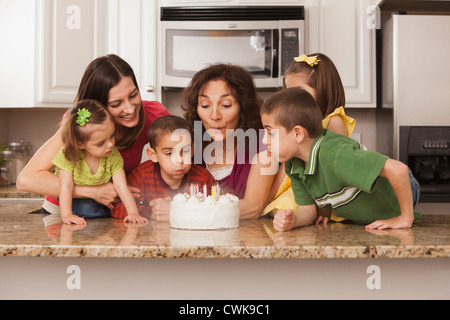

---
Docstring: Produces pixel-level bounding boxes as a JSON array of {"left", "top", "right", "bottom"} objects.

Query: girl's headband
[
  {"left": 294, "top": 54, "right": 320, "bottom": 67},
  {"left": 75, "top": 108, "right": 91, "bottom": 127}
]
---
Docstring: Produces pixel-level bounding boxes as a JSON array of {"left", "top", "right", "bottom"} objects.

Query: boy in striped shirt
[
  {"left": 112, "top": 115, "right": 216, "bottom": 221},
  {"left": 260, "top": 87, "right": 421, "bottom": 231}
]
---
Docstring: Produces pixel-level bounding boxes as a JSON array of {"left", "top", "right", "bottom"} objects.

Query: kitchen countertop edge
[{"left": 2, "top": 244, "right": 450, "bottom": 259}]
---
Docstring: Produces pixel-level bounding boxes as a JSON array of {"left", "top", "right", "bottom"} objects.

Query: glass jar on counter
[
  {"left": 5, "top": 140, "right": 32, "bottom": 184},
  {"left": 1, "top": 149, "right": 14, "bottom": 184},
  {"left": 0, "top": 166, "right": 11, "bottom": 186}
]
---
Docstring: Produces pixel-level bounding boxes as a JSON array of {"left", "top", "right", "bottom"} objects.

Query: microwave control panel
[{"left": 281, "top": 29, "right": 299, "bottom": 75}]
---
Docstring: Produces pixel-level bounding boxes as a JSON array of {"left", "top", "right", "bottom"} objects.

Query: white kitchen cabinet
[
  {"left": 38, "top": 0, "right": 107, "bottom": 104},
  {"left": 0, "top": 0, "right": 36, "bottom": 108},
  {"left": 159, "top": 0, "right": 303, "bottom": 5},
  {"left": 0, "top": 0, "right": 108, "bottom": 108},
  {"left": 107, "top": 0, "right": 158, "bottom": 102},
  {"left": 308, "top": 0, "right": 379, "bottom": 108},
  {"left": 0, "top": 0, "right": 158, "bottom": 108}
]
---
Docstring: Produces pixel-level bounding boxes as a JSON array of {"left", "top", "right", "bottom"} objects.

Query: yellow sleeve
[
  {"left": 51, "top": 147, "right": 75, "bottom": 174},
  {"left": 108, "top": 147, "right": 124, "bottom": 176},
  {"left": 321, "top": 106, "right": 356, "bottom": 137}
]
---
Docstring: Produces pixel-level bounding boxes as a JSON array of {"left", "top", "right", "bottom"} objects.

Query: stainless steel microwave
[{"left": 159, "top": 6, "right": 305, "bottom": 88}]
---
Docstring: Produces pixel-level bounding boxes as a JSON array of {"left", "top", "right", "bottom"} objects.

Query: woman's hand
[
  {"left": 90, "top": 182, "right": 118, "bottom": 209},
  {"left": 128, "top": 186, "right": 141, "bottom": 200}
]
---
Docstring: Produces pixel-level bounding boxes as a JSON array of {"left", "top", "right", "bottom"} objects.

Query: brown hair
[
  {"left": 74, "top": 54, "right": 144, "bottom": 150},
  {"left": 62, "top": 100, "right": 112, "bottom": 165},
  {"left": 283, "top": 53, "right": 345, "bottom": 118},
  {"left": 147, "top": 115, "right": 193, "bottom": 149},
  {"left": 181, "top": 63, "right": 263, "bottom": 135},
  {"left": 261, "top": 87, "right": 323, "bottom": 139}
]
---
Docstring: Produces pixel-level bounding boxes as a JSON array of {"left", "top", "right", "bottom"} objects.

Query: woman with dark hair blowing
[{"left": 182, "top": 64, "right": 282, "bottom": 220}]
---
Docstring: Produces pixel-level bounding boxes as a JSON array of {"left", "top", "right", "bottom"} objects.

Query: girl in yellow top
[
  {"left": 263, "top": 53, "right": 355, "bottom": 223},
  {"left": 41, "top": 100, "right": 147, "bottom": 225}
]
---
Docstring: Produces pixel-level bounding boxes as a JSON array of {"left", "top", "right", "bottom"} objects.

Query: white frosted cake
[{"left": 169, "top": 192, "right": 240, "bottom": 230}]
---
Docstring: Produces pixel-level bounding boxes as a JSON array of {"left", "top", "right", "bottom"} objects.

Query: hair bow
[
  {"left": 76, "top": 108, "right": 91, "bottom": 127},
  {"left": 294, "top": 54, "right": 320, "bottom": 67}
]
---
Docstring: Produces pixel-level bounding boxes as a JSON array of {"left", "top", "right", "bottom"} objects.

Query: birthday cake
[{"left": 169, "top": 185, "right": 240, "bottom": 230}]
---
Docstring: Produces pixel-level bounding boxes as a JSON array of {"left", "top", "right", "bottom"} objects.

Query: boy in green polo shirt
[{"left": 261, "top": 87, "right": 421, "bottom": 231}]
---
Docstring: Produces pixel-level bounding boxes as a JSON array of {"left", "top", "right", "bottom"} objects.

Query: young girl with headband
[
  {"left": 263, "top": 53, "right": 355, "bottom": 222},
  {"left": 41, "top": 100, "right": 148, "bottom": 225}
]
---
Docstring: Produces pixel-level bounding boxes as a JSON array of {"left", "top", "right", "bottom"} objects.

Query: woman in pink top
[
  {"left": 17, "top": 54, "right": 169, "bottom": 212},
  {"left": 182, "top": 64, "right": 283, "bottom": 220}
]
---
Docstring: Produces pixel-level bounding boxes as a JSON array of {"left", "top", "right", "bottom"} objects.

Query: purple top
[{"left": 201, "top": 133, "right": 266, "bottom": 199}]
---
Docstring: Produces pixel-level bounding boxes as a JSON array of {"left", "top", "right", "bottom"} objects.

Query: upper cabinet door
[
  {"left": 107, "top": 0, "right": 157, "bottom": 101},
  {"left": 310, "top": 0, "right": 378, "bottom": 108},
  {"left": 38, "top": 0, "right": 106, "bottom": 104}
]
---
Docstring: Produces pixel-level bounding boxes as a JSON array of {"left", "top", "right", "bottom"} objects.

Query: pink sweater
[{"left": 121, "top": 101, "right": 170, "bottom": 174}]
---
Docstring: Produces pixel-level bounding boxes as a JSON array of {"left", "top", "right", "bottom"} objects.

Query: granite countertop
[
  {"left": 0, "top": 185, "right": 43, "bottom": 198},
  {"left": 1, "top": 197, "right": 450, "bottom": 259}
]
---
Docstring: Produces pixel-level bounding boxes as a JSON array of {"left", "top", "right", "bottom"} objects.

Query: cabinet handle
[{"left": 146, "top": 85, "right": 155, "bottom": 93}]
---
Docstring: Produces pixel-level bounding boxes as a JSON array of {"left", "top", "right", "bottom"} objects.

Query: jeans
[
  {"left": 409, "top": 168, "right": 420, "bottom": 208},
  {"left": 72, "top": 198, "right": 111, "bottom": 219},
  {"left": 42, "top": 198, "right": 111, "bottom": 219}
]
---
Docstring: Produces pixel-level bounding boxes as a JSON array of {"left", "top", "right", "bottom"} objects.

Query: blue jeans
[
  {"left": 71, "top": 198, "right": 111, "bottom": 219},
  {"left": 409, "top": 168, "right": 420, "bottom": 208},
  {"left": 41, "top": 198, "right": 110, "bottom": 218}
]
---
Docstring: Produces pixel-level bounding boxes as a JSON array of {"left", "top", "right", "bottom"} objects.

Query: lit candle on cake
[
  {"left": 190, "top": 183, "right": 194, "bottom": 196},
  {"left": 211, "top": 185, "right": 217, "bottom": 199},
  {"left": 203, "top": 184, "right": 207, "bottom": 198},
  {"left": 216, "top": 183, "right": 220, "bottom": 198}
]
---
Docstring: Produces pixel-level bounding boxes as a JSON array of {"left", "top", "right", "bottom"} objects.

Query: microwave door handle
[{"left": 272, "top": 29, "right": 279, "bottom": 79}]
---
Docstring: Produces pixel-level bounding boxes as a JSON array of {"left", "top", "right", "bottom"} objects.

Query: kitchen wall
[
  {"left": 0, "top": 100, "right": 380, "bottom": 157},
  {"left": 0, "top": 109, "right": 66, "bottom": 154}
]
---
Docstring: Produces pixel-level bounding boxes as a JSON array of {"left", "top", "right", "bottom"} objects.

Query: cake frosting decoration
[{"left": 169, "top": 183, "right": 240, "bottom": 230}]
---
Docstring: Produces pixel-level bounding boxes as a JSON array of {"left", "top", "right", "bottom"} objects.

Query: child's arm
[
  {"left": 273, "top": 204, "right": 317, "bottom": 231},
  {"left": 365, "top": 159, "right": 414, "bottom": 230},
  {"left": 112, "top": 169, "right": 148, "bottom": 224},
  {"left": 327, "top": 115, "right": 348, "bottom": 136},
  {"left": 58, "top": 169, "right": 86, "bottom": 225}
]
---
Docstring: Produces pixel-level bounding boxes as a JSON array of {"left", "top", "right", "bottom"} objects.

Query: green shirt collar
[{"left": 290, "top": 130, "right": 326, "bottom": 177}]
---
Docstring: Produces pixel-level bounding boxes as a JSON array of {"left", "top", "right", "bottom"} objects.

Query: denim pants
[
  {"left": 71, "top": 198, "right": 111, "bottom": 219},
  {"left": 409, "top": 168, "right": 420, "bottom": 208},
  {"left": 42, "top": 198, "right": 111, "bottom": 219}
]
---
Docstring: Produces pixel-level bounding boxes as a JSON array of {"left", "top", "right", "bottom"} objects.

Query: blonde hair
[
  {"left": 62, "top": 100, "right": 112, "bottom": 165},
  {"left": 283, "top": 53, "right": 345, "bottom": 118}
]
